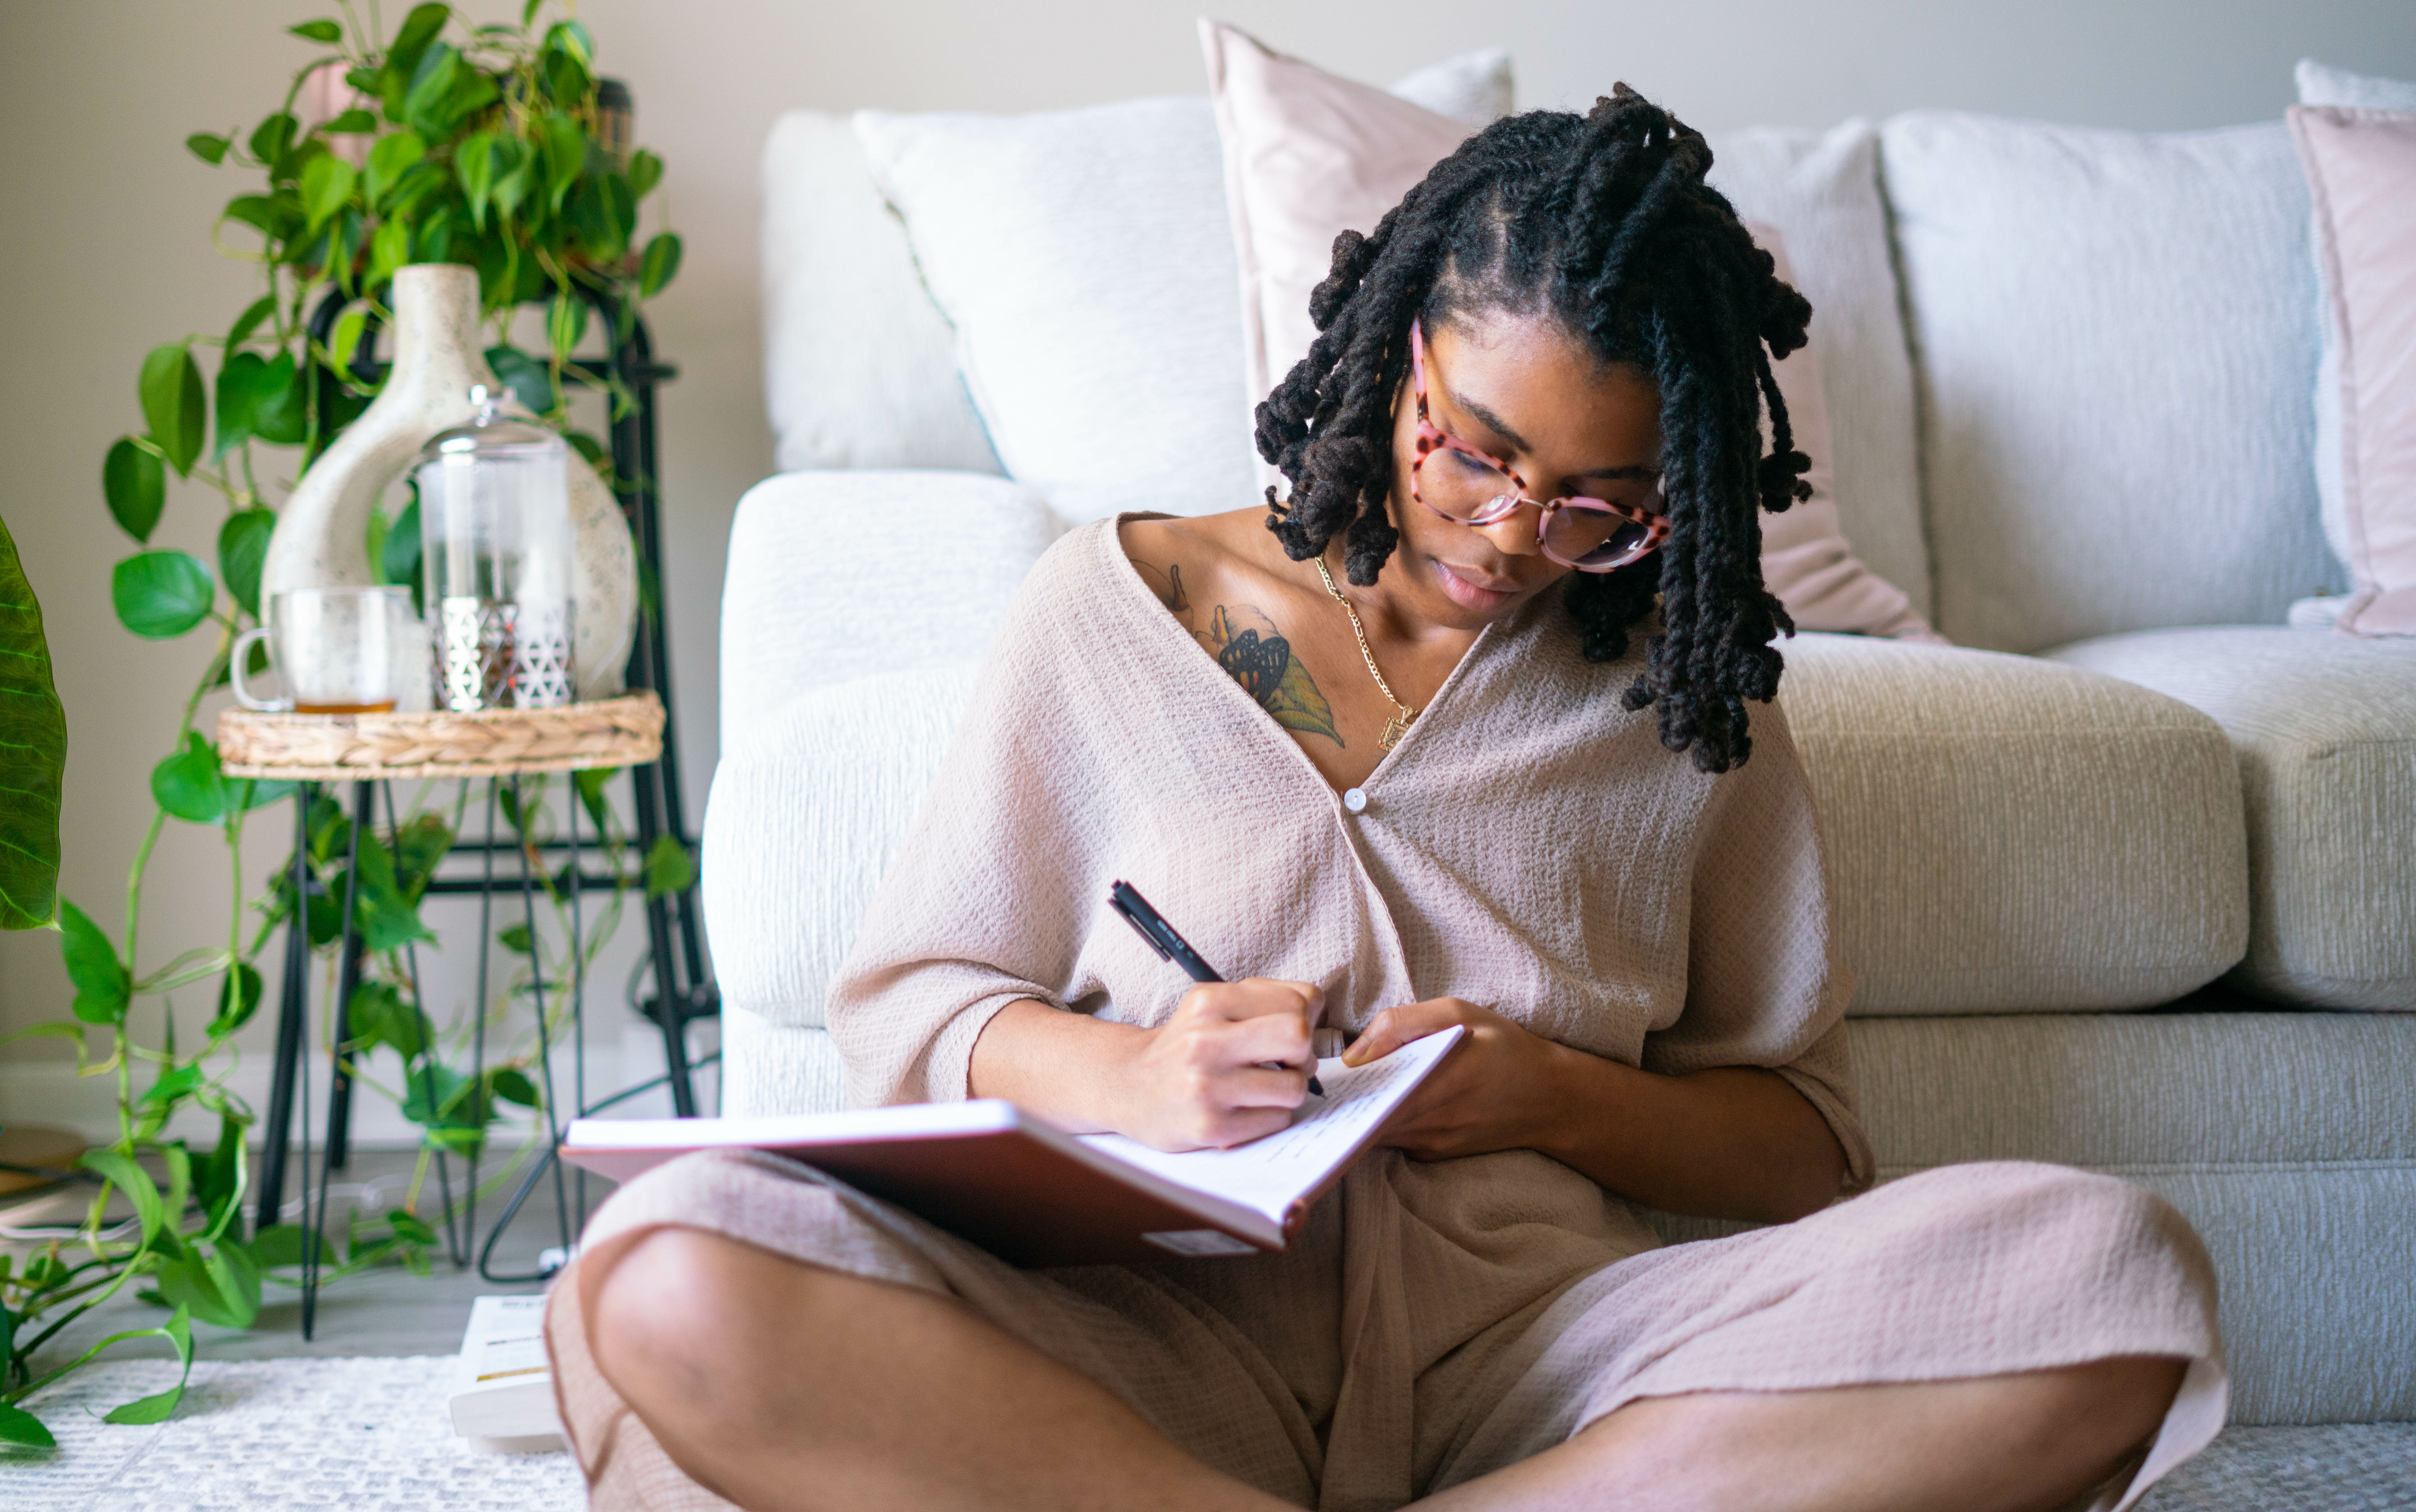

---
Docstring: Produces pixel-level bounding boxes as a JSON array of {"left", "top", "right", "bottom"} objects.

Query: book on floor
[
  {"left": 450, "top": 1294, "right": 564, "bottom": 1451},
  {"left": 561, "top": 1025, "right": 1464, "bottom": 1266}
]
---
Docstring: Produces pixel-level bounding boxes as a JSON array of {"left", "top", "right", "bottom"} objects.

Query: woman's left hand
[{"left": 1343, "top": 997, "right": 1562, "bottom": 1161}]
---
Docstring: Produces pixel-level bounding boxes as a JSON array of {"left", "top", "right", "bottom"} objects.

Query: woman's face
[{"left": 1380, "top": 307, "right": 1664, "bottom": 631}]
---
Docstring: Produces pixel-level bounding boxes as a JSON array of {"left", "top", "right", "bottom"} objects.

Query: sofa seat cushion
[
  {"left": 1781, "top": 634, "right": 2248, "bottom": 1014},
  {"left": 2049, "top": 626, "right": 2416, "bottom": 1010}
]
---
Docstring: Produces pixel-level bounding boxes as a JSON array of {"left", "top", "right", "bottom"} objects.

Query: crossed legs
[{"left": 584, "top": 1227, "right": 2185, "bottom": 1512}]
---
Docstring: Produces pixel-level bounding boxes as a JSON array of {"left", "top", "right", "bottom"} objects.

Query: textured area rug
[
  {"left": 2, "top": 1355, "right": 2409, "bottom": 1509},
  {"left": 0, "top": 1356, "right": 581, "bottom": 1510}
]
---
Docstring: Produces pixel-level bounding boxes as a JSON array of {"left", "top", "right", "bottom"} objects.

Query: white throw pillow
[
  {"left": 852, "top": 50, "right": 1514, "bottom": 526},
  {"left": 1882, "top": 113, "right": 2341, "bottom": 652}
]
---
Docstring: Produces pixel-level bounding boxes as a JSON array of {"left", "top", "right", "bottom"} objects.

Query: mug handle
[{"left": 229, "top": 626, "right": 290, "bottom": 712}]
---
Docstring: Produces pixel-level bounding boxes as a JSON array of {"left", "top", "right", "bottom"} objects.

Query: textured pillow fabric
[
  {"left": 759, "top": 112, "right": 1003, "bottom": 476},
  {"left": 856, "top": 100, "right": 1255, "bottom": 524},
  {"left": 1881, "top": 113, "right": 2342, "bottom": 653},
  {"left": 1203, "top": 25, "right": 1935, "bottom": 639},
  {"left": 2288, "top": 67, "right": 2416, "bottom": 636}
]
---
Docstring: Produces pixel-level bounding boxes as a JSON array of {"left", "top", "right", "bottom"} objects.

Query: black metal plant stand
[{"left": 249, "top": 283, "right": 720, "bottom": 1335}]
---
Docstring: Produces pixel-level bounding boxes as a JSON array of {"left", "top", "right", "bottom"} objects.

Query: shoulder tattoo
[{"left": 1133, "top": 556, "right": 1343, "bottom": 747}]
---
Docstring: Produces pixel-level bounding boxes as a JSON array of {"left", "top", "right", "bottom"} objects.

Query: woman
[{"left": 549, "top": 89, "right": 2224, "bottom": 1511}]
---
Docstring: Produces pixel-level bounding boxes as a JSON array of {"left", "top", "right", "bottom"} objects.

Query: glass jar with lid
[{"left": 413, "top": 386, "right": 576, "bottom": 710}]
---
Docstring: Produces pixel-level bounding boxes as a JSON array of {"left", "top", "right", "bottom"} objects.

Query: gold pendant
[{"left": 1379, "top": 708, "right": 1414, "bottom": 750}]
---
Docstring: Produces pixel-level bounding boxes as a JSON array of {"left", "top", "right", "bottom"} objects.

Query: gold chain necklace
[{"left": 1315, "top": 556, "right": 1417, "bottom": 750}]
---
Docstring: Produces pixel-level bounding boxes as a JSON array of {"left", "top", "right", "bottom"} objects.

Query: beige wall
[{"left": 4, "top": 1, "right": 2411, "bottom": 1111}]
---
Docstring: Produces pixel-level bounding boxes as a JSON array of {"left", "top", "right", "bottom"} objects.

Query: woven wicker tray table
[{"left": 215, "top": 690, "right": 663, "bottom": 779}]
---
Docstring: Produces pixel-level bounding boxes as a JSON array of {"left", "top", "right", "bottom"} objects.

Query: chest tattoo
[{"left": 1133, "top": 556, "right": 1345, "bottom": 747}]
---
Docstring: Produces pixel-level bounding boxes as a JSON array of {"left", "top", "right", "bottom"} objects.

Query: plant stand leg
[
  {"left": 302, "top": 785, "right": 367, "bottom": 1342},
  {"left": 324, "top": 781, "right": 376, "bottom": 1171},
  {"left": 256, "top": 785, "right": 316, "bottom": 1237}
]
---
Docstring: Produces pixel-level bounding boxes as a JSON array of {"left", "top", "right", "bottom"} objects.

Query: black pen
[{"left": 1108, "top": 880, "right": 1324, "bottom": 1096}]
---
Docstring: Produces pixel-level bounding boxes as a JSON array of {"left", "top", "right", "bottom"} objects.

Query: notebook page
[{"left": 1078, "top": 1025, "right": 1464, "bottom": 1227}]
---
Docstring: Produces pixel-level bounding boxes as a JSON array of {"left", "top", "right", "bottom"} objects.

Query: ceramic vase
[{"left": 259, "top": 263, "right": 636, "bottom": 702}]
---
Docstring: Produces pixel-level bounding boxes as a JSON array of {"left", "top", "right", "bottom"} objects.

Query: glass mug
[{"left": 231, "top": 586, "right": 422, "bottom": 714}]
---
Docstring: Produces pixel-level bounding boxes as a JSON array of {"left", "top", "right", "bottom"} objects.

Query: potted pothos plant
[{"left": 1, "top": 1, "right": 688, "bottom": 1449}]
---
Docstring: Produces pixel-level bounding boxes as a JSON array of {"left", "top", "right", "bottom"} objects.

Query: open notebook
[{"left": 561, "top": 1025, "right": 1462, "bottom": 1266}]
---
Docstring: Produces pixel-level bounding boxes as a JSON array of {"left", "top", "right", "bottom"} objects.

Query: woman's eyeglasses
[{"left": 1407, "top": 319, "right": 1670, "bottom": 573}]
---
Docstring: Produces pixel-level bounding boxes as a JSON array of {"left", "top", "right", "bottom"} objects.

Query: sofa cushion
[
  {"left": 759, "top": 112, "right": 1004, "bottom": 476},
  {"left": 1781, "top": 634, "right": 2248, "bottom": 1013},
  {"left": 1880, "top": 113, "right": 2343, "bottom": 653},
  {"left": 2049, "top": 626, "right": 2416, "bottom": 1009},
  {"left": 703, "top": 662, "right": 982, "bottom": 1036},
  {"left": 716, "top": 472, "right": 1060, "bottom": 754}
]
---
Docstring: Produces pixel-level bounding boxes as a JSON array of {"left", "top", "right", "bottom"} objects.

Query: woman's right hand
[{"left": 1109, "top": 979, "right": 1322, "bottom": 1152}]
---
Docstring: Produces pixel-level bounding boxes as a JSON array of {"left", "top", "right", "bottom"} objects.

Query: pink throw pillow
[
  {"left": 1200, "top": 20, "right": 1939, "bottom": 642},
  {"left": 2290, "top": 105, "right": 2416, "bottom": 636}
]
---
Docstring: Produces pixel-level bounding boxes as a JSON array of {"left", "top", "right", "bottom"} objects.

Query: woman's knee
[{"left": 587, "top": 1227, "right": 764, "bottom": 1397}]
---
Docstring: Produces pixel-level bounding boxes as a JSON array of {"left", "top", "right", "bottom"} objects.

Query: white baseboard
[{"left": 0, "top": 1019, "right": 719, "bottom": 1150}]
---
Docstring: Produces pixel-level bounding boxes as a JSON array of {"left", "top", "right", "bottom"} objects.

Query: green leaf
[
  {"left": 151, "top": 731, "right": 227, "bottom": 823},
  {"left": 538, "top": 112, "right": 586, "bottom": 212},
  {"left": 522, "top": 0, "right": 544, "bottom": 25},
  {"left": 0, "top": 514, "right": 66, "bottom": 930},
  {"left": 638, "top": 231, "right": 682, "bottom": 300},
  {"left": 58, "top": 900, "right": 129, "bottom": 1024},
  {"left": 0, "top": 1401, "right": 55, "bottom": 1448},
  {"left": 156, "top": 1239, "right": 260, "bottom": 1330},
  {"left": 250, "top": 1224, "right": 338, "bottom": 1268},
  {"left": 573, "top": 766, "right": 615, "bottom": 834},
  {"left": 186, "top": 132, "right": 231, "bottom": 166},
  {"left": 250, "top": 352, "right": 305, "bottom": 446},
  {"left": 643, "top": 834, "right": 695, "bottom": 900},
  {"left": 483, "top": 344, "right": 556, "bottom": 416},
  {"left": 288, "top": 18, "right": 344, "bottom": 43},
  {"left": 102, "top": 438, "right": 165, "bottom": 543},
  {"left": 196, "top": 1112, "right": 246, "bottom": 1226},
  {"left": 497, "top": 921, "right": 532, "bottom": 955},
  {"left": 543, "top": 18, "right": 594, "bottom": 67},
  {"left": 489, "top": 1066, "right": 538, "bottom": 1107},
  {"left": 381, "top": 494, "right": 423, "bottom": 608},
  {"left": 390, "top": 2, "right": 451, "bottom": 69},
  {"left": 80, "top": 1148, "right": 167, "bottom": 1245},
  {"left": 369, "top": 214, "right": 411, "bottom": 286},
  {"left": 112, "top": 550, "right": 213, "bottom": 639},
  {"left": 216, "top": 507, "right": 275, "bottom": 618},
  {"left": 390, "top": 810, "right": 451, "bottom": 901},
  {"left": 363, "top": 128, "right": 425, "bottom": 206},
  {"left": 212, "top": 350, "right": 267, "bottom": 459},
  {"left": 101, "top": 1307, "right": 193, "bottom": 1424},
  {"left": 300, "top": 153, "right": 357, "bottom": 231},
  {"left": 454, "top": 128, "right": 500, "bottom": 229},
  {"left": 247, "top": 112, "right": 298, "bottom": 167},
  {"left": 323, "top": 109, "right": 379, "bottom": 135},
  {"left": 441, "top": 64, "right": 500, "bottom": 136},
  {"left": 225, "top": 294, "right": 275, "bottom": 350},
  {"left": 213, "top": 962, "right": 263, "bottom": 1035},
  {"left": 139, "top": 342, "right": 206, "bottom": 476},
  {"left": 401, "top": 41, "right": 462, "bottom": 137},
  {"left": 387, "top": 1208, "right": 438, "bottom": 1245},
  {"left": 347, "top": 979, "right": 426, "bottom": 1059},
  {"left": 625, "top": 148, "right": 662, "bottom": 202},
  {"left": 222, "top": 194, "right": 276, "bottom": 235},
  {"left": 487, "top": 137, "right": 531, "bottom": 225},
  {"left": 138, "top": 1062, "right": 204, "bottom": 1110},
  {"left": 402, "top": 1062, "right": 480, "bottom": 1130},
  {"left": 546, "top": 290, "right": 587, "bottom": 359}
]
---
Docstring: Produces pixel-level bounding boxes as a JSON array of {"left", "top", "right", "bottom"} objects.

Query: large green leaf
[
  {"left": 99, "top": 1307, "right": 193, "bottom": 1425},
  {"left": 151, "top": 731, "right": 227, "bottom": 823},
  {"left": 347, "top": 979, "right": 426, "bottom": 1059},
  {"left": 401, "top": 42, "right": 463, "bottom": 138},
  {"left": 0, "top": 513, "right": 66, "bottom": 929},
  {"left": 483, "top": 344, "right": 556, "bottom": 416},
  {"left": 247, "top": 113, "right": 297, "bottom": 168},
  {"left": 364, "top": 129, "right": 425, "bottom": 207},
  {"left": 112, "top": 550, "right": 214, "bottom": 639},
  {"left": 216, "top": 507, "right": 276, "bottom": 618},
  {"left": 225, "top": 295, "right": 275, "bottom": 351},
  {"left": 643, "top": 834, "right": 695, "bottom": 900},
  {"left": 185, "top": 132, "right": 230, "bottom": 166},
  {"left": 638, "top": 231, "right": 683, "bottom": 300},
  {"left": 79, "top": 1148, "right": 166, "bottom": 1245},
  {"left": 625, "top": 148, "right": 662, "bottom": 202},
  {"left": 139, "top": 343, "right": 206, "bottom": 476},
  {"left": 299, "top": 154, "right": 356, "bottom": 232},
  {"left": 213, "top": 961, "right": 263, "bottom": 1035},
  {"left": 155, "top": 1239, "right": 260, "bottom": 1330},
  {"left": 538, "top": 112, "right": 586, "bottom": 213},
  {"left": 250, "top": 1224, "right": 339, "bottom": 1268},
  {"left": 0, "top": 1401, "right": 55, "bottom": 1448},
  {"left": 250, "top": 351, "right": 305, "bottom": 446},
  {"left": 57, "top": 900, "right": 128, "bottom": 1024},
  {"left": 212, "top": 351, "right": 268, "bottom": 459},
  {"left": 102, "top": 437, "right": 167, "bottom": 543}
]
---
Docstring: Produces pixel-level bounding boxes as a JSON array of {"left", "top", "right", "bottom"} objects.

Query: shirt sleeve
[{"left": 1640, "top": 694, "right": 1876, "bottom": 1193}]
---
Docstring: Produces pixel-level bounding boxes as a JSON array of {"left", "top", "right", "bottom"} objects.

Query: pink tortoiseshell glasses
[{"left": 1408, "top": 318, "right": 1671, "bottom": 573}]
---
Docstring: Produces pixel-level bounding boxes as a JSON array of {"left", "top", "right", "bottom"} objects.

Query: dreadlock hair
[{"left": 1256, "top": 85, "right": 1813, "bottom": 774}]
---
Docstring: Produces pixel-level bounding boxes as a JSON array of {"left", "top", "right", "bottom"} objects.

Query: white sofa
[{"left": 699, "top": 93, "right": 2416, "bottom": 1435}]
